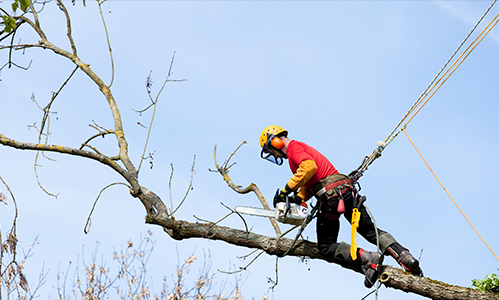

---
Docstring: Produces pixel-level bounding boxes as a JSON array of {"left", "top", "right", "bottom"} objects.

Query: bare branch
[
  {"left": 379, "top": 267, "right": 499, "bottom": 300},
  {"left": 84, "top": 182, "right": 131, "bottom": 234},
  {"left": 0, "top": 133, "right": 139, "bottom": 194},
  {"left": 79, "top": 129, "right": 115, "bottom": 151},
  {"left": 137, "top": 52, "right": 185, "bottom": 174},
  {"left": 147, "top": 214, "right": 499, "bottom": 299},
  {"left": 213, "top": 143, "right": 281, "bottom": 236},
  {"left": 193, "top": 202, "right": 250, "bottom": 235},
  {"left": 220, "top": 202, "right": 248, "bottom": 233},
  {"left": 267, "top": 257, "right": 279, "bottom": 289},
  {"left": 170, "top": 156, "right": 196, "bottom": 216},
  {"left": 0, "top": 59, "right": 32, "bottom": 71},
  {"left": 56, "top": 0, "right": 77, "bottom": 55},
  {"left": 97, "top": 0, "right": 114, "bottom": 87},
  {"left": 18, "top": 15, "right": 46, "bottom": 41},
  {"left": 39, "top": 66, "right": 78, "bottom": 140},
  {"left": 7, "top": 30, "right": 140, "bottom": 179},
  {"left": 34, "top": 153, "right": 59, "bottom": 198},
  {"left": 29, "top": 67, "right": 79, "bottom": 197},
  {"left": 29, "top": 0, "right": 41, "bottom": 30},
  {"left": 0, "top": 175, "right": 18, "bottom": 236},
  {"left": 218, "top": 250, "right": 264, "bottom": 275},
  {"left": 0, "top": 42, "right": 42, "bottom": 51},
  {"left": 168, "top": 163, "right": 174, "bottom": 214}
]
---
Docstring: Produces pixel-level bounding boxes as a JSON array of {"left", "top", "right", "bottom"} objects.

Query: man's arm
[{"left": 287, "top": 159, "right": 317, "bottom": 190}]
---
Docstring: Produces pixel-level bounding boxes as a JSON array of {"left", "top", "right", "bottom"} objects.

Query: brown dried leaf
[
  {"left": 19, "top": 272, "right": 29, "bottom": 292},
  {"left": 7, "top": 231, "right": 18, "bottom": 254}
]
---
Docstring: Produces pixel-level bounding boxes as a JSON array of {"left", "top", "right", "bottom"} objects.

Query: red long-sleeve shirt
[{"left": 286, "top": 140, "right": 339, "bottom": 199}]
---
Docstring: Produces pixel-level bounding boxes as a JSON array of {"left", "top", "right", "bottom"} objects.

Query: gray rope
[{"left": 384, "top": 0, "right": 497, "bottom": 146}]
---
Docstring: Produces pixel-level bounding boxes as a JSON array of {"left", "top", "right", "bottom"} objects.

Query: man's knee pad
[
  {"left": 378, "top": 232, "right": 398, "bottom": 253},
  {"left": 332, "top": 242, "right": 352, "bottom": 265}
]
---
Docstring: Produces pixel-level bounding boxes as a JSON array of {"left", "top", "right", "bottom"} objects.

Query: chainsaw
[{"left": 235, "top": 191, "right": 309, "bottom": 225}]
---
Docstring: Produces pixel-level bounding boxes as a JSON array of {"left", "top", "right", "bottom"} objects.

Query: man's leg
[
  {"left": 316, "top": 213, "right": 383, "bottom": 288},
  {"left": 316, "top": 213, "right": 341, "bottom": 260},
  {"left": 383, "top": 236, "right": 423, "bottom": 276},
  {"left": 342, "top": 189, "right": 423, "bottom": 275}
]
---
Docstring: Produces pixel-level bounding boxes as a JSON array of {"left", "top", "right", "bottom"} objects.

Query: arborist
[{"left": 260, "top": 125, "right": 423, "bottom": 288}]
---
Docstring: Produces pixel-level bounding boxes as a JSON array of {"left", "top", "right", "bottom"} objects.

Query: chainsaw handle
[
  {"left": 273, "top": 188, "right": 281, "bottom": 208},
  {"left": 284, "top": 193, "right": 291, "bottom": 217}
]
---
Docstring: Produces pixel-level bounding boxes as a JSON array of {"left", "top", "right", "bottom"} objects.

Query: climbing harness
[{"left": 314, "top": 176, "right": 367, "bottom": 261}]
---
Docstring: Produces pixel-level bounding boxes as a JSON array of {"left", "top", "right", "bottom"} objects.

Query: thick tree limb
[
  {"left": 146, "top": 213, "right": 498, "bottom": 300},
  {"left": 146, "top": 214, "right": 323, "bottom": 260},
  {"left": 379, "top": 267, "right": 499, "bottom": 300}
]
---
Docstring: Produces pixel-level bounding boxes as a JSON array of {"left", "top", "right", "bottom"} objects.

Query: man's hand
[
  {"left": 273, "top": 184, "right": 292, "bottom": 207},
  {"left": 289, "top": 194, "right": 303, "bottom": 205}
]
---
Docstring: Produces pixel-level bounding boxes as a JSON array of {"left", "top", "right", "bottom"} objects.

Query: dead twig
[
  {"left": 212, "top": 143, "right": 281, "bottom": 236},
  {"left": 97, "top": 0, "right": 114, "bottom": 87},
  {"left": 84, "top": 182, "right": 131, "bottom": 234},
  {"left": 218, "top": 250, "right": 265, "bottom": 275},
  {"left": 170, "top": 155, "right": 196, "bottom": 216},
  {"left": 136, "top": 52, "right": 186, "bottom": 174}
]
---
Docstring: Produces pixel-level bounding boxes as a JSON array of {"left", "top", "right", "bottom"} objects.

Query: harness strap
[{"left": 314, "top": 178, "right": 353, "bottom": 198}]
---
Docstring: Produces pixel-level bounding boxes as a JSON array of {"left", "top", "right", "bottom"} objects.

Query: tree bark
[{"left": 379, "top": 267, "right": 498, "bottom": 300}]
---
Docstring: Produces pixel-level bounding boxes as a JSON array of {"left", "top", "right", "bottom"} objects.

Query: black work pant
[{"left": 316, "top": 187, "right": 387, "bottom": 261}]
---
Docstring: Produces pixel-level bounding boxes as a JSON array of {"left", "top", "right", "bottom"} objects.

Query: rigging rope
[
  {"left": 383, "top": 0, "right": 498, "bottom": 146},
  {"left": 402, "top": 128, "right": 499, "bottom": 263},
  {"left": 351, "top": 1, "right": 499, "bottom": 266},
  {"left": 352, "top": 2, "right": 499, "bottom": 179}
]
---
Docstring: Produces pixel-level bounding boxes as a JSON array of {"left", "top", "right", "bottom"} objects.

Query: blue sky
[{"left": 1, "top": 1, "right": 499, "bottom": 299}]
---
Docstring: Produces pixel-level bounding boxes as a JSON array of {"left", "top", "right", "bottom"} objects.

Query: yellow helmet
[
  {"left": 259, "top": 125, "right": 288, "bottom": 165},
  {"left": 259, "top": 125, "right": 288, "bottom": 148}
]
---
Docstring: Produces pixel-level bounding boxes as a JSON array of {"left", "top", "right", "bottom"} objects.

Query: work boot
[
  {"left": 358, "top": 249, "right": 384, "bottom": 288},
  {"left": 397, "top": 250, "right": 423, "bottom": 276},
  {"left": 385, "top": 244, "right": 423, "bottom": 276}
]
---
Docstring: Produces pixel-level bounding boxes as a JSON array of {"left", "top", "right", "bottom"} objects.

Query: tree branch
[
  {"left": 56, "top": 0, "right": 77, "bottom": 55},
  {"left": 212, "top": 143, "right": 281, "bottom": 236},
  {"left": 97, "top": 0, "right": 113, "bottom": 87},
  {"left": 146, "top": 214, "right": 498, "bottom": 299},
  {"left": 0, "top": 133, "right": 137, "bottom": 193},
  {"left": 379, "top": 267, "right": 499, "bottom": 300}
]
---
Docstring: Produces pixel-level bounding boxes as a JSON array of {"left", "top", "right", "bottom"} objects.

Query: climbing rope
[
  {"left": 402, "top": 128, "right": 499, "bottom": 263},
  {"left": 352, "top": 2, "right": 498, "bottom": 179},
  {"left": 384, "top": 0, "right": 498, "bottom": 147},
  {"left": 349, "top": 4, "right": 499, "bottom": 287}
]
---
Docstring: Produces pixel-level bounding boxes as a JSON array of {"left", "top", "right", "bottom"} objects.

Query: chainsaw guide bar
[{"left": 234, "top": 206, "right": 275, "bottom": 218}]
